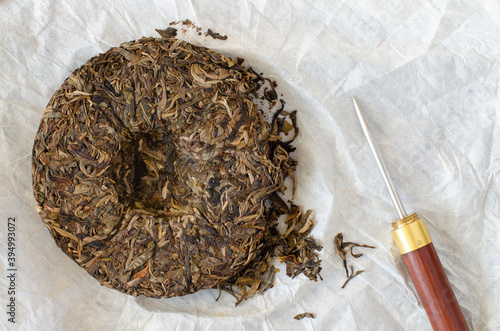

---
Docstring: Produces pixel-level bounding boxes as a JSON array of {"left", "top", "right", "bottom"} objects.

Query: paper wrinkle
[{"left": 1, "top": 0, "right": 499, "bottom": 330}]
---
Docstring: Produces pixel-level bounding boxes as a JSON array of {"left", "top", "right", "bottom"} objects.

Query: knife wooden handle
[
  {"left": 392, "top": 214, "right": 469, "bottom": 331},
  {"left": 401, "top": 243, "right": 469, "bottom": 331}
]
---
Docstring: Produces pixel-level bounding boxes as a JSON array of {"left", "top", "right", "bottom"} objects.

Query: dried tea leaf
[
  {"left": 132, "top": 264, "right": 150, "bottom": 280},
  {"left": 294, "top": 312, "right": 316, "bottom": 320},
  {"left": 206, "top": 28, "right": 228, "bottom": 40},
  {"left": 335, "top": 233, "right": 374, "bottom": 287},
  {"left": 126, "top": 251, "right": 153, "bottom": 271},
  {"left": 156, "top": 27, "right": 177, "bottom": 38},
  {"left": 341, "top": 266, "right": 365, "bottom": 289}
]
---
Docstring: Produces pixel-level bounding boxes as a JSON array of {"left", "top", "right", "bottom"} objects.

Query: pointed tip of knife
[
  {"left": 351, "top": 96, "right": 360, "bottom": 109},
  {"left": 352, "top": 97, "right": 364, "bottom": 120}
]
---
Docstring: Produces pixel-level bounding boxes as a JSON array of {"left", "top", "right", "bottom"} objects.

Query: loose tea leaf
[
  {"left": 32, "top": 31, "right": 322, "bottom": 303},
  {"left": 155, "top": 27, "right": 177, "bottom": 38},
  {"left": 335, "top": 233, "right": 374, "bottom": 287},
  {"left": 341, "top": 266, "right": 365, "bottom": 289},
  {"left": 206, "top": 28, "right": 228, "bottom": 40},
  {"left": 294, "top": 312, "right": 316, "bottom": 320}
]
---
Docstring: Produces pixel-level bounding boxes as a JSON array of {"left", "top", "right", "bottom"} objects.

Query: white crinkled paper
[{"left": 1, "top": 0, "right": 499, "bottom": 330}]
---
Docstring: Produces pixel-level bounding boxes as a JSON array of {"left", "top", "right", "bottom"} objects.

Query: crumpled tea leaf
[
  {"left": 334, "top": 233, "right": 374, "bottom": 287},
  {"left": 294, "top": 312, "right": 315, "bottom": 320}
]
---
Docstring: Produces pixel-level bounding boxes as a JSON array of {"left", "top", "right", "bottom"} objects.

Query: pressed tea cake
[{"left": 32, "top": 33, "right": 321, "bottom": 304}]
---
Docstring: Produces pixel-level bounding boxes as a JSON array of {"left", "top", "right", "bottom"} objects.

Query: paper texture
[{"left": 1, "top": 0, "right": 499, "bottom": 330}]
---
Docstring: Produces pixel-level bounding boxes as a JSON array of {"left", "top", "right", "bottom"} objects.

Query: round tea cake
[{"left": 32, "top": 36, "right": 304, "bottom": 298}]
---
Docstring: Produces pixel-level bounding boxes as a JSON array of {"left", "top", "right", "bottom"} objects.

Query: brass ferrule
[{"left": 391, "top": 213, "right": 432, "bottom": 255}]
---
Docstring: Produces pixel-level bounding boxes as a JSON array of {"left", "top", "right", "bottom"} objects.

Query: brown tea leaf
[
  {"left": 341, "top": 266, "right": 365, "bottom": 289},
  {"left": 294, "top": 312, "right": 316, "bottom": 320},
  {"left": 335, "top": 233, "right": 374, "bottom": 287},
  {"left": 206, "top": 28, "right": 228, "bottom": 40},
  {"left": 132, "top": 264, "right": 150, "bottom": 280}
]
